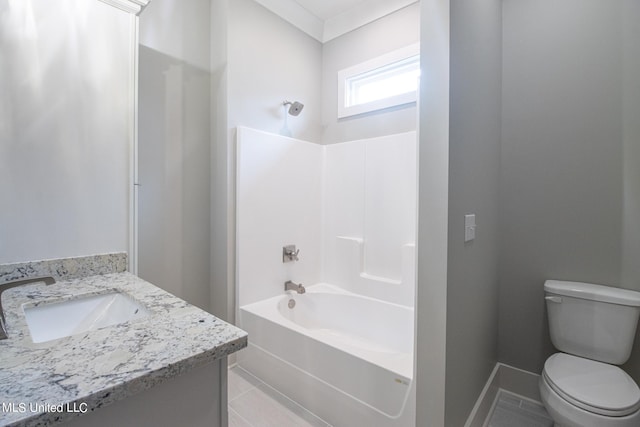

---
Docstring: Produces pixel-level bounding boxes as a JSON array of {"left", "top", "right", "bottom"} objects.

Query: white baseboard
[{"left": 464, "top": 363, "right": 541, "bottom": 427}]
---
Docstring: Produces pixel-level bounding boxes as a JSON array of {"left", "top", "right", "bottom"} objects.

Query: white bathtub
[{"left": 238, "top": 283, "right": 415, "bottom": 426}]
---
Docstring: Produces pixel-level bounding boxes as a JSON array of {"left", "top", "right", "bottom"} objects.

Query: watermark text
[{"left": 1, "top": 402, "right": 88, "bottom": 414}]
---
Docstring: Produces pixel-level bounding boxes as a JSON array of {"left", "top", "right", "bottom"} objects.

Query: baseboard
[
  {"left": 228, "top": 353, "right": 237, "bottom": 367},
  {"left": 463, "top": 364, "right": 500, "bottom": 427},
  {"left": 464, "top": 363, "right": 541, "bottom": 427},
  {"left": 497, "top": 363, "right": 542, "bottom": 402}
]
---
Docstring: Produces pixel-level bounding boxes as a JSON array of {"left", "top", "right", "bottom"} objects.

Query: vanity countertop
[{"left": 0, "top": 272, "right": 247, "bottom": 427}]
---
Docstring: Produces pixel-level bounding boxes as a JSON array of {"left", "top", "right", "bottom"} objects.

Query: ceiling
[
  {"left": 293, "top": 0, "right": 369, "bottom": 21},
  {"left": 253, "top": 0, "right": 419, "bottom": 43}
]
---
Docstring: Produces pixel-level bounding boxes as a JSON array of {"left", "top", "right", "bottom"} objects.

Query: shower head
[{"left": 283, "top": 100, "right": 304, "bottom": 116}]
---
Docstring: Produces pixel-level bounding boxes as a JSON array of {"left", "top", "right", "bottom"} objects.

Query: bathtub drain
[{"left": 288, "top": 299, "right": 296, "bottom": 309}]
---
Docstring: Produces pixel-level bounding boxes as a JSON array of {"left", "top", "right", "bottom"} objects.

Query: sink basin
[{"left": 23, "top": 291, "right": 149, "bottom": 343}]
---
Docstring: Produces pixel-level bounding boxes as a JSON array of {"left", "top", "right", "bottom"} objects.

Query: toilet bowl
[
  {"left": 540, "top": 280, "right": 640, "bottom": 427},
  {"left": 539, "top": 353, "right": 640, "bottom": 427}
]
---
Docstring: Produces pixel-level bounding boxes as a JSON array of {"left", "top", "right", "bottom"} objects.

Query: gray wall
[
  {"left": 210, "top": 0, "right": 231, "bottom": 320},
  {"left": 621, "top": 0, "right": 640, "bottom": 293},
  {"left": 138, "top": 0, "right": 213, "bottom": 311},
  {"left": 227, "top": 0, "right": 323, "bottom": 143},
  {"left": 209, "top": 0, "right": 323, "bottom": 323},
  {"left": 445, "top": 1, "right": 502, "bottom": 426},
  {"left": 321, "top": 3, "right": 420, "bottom": 144},
  {"left": 621, "top": 0, "right": 640, "bottom": 380},
  {"left": 0, "top": 0, "right": 132, "bottom": 264},
  {"left": 500, "top": 0, "right": 633, "bottom": 378}
]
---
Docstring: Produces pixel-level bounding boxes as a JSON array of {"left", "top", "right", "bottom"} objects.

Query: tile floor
[
  {"left": 228, "top": 366, "right": 331, "bottom": 427},
  {"left": 486, "top": 391, "right": 554, "bottom": 427}
]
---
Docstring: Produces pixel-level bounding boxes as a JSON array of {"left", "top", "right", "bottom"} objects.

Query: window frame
[{"left": 337, "top": 43, "right": 420, "bottom": 119}]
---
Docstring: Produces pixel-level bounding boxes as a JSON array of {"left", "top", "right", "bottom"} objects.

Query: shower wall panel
[
  {"left": 323, "top": 132, "right": 417, "bottom": 307},
  {"left": 236, "top": 127, "right": 323, "bottom": 307},
  {"left": 237, "top": 127, "right": 416, "bottom": 308}
]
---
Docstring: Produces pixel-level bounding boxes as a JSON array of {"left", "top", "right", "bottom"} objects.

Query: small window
[{"left": 338, "top": 43, "right": 420, "bottom": 118}]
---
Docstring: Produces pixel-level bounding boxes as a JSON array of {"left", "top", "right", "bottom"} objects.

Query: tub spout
[{"left": 284, "top": 280, "right": 306, "bottom": 294}]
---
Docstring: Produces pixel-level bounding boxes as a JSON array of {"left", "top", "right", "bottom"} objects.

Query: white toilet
[{"left": 540, "top": 280, "right": 640, "bottom": 427}]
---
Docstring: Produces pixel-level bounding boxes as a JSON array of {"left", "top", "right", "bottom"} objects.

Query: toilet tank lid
[{"left": 544, "top": 280, "right": 640, "bottom": 306}]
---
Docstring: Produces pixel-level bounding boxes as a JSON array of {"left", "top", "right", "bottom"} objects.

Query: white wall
[
  {"left": 138, "top": 0, "right": 213, "bottom": 311},
  {"left": 236, "top": 127, "right": 323, "bottom": 306},
  {"left": 415, "top": 0, "right": 450, "bottom": 426},
  {"left": 0, "top": 0, "right": 132, "bottom": 264},
  {"left": 321, "top": 3, "right": 420, "bottom": 144},
  {"left": 236, "top": 128, "right": 417, "bottom": 308},
  {"left": 323, "top": 132, "right": 417, "bottom": 306}
]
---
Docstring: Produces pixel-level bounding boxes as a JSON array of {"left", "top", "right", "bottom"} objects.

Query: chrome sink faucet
[
  {"left": 284, "top": 280, "right": 306, "bottom": 294},
  {"left": 0, "top": 276, "right": 56, "bottom": 340}
]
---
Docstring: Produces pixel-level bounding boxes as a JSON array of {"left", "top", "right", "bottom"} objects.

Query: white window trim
[{"left": 338, "top": 43, "right": 420, "bottom": 118}]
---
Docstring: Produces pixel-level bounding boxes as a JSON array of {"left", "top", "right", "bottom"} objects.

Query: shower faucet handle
[{"left": 283, "top": 245, "right": 300, "bottom": 262}]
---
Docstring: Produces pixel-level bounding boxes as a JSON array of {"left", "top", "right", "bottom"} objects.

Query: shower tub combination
[
  {"left": 238, "top": 283, "right": 415, "bottom": 427},
  {"left": 236, "top": 127, "right": 417, "bottom": 426}
]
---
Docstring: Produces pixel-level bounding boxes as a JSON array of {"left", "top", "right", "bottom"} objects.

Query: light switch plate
[{"left": 465, "top": 214, "right": 476, "bottom": 242}]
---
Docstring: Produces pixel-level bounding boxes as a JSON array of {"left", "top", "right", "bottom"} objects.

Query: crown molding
[
  {"left": 255, "top": 0, "right": 419, "bottom": 43},
  {"left": 253, "top": 0, "right": 324, "bottom": 41},
  {"left": 97, "top": 0, "right": 150, "bottom": 15},
  {"left": 324, "top": 0, "right": 419, "bottom": 42}
]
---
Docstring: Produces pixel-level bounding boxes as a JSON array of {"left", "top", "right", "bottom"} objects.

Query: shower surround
[{"left": 236, "top": 126, "right": 417, "bottom": 426}]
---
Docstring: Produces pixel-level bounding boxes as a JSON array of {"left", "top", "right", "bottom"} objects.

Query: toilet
[{"left": 540, "top": 280, "right": 640, "bottom": 427}]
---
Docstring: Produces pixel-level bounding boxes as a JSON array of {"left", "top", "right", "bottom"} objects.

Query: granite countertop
[{"left": 0, "top": 272, "right": 247, "bottom": 427}]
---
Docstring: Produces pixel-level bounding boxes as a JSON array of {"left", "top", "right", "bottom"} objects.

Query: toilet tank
[{"left": 544, "top": 280, "right": 640, "bottom": 365}]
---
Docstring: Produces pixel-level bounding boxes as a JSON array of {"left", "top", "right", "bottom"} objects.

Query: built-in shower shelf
[
  {"left": 336, "top": 235, "right": 412, "bottom": 285},
  {"left": 360, "top": 272, "right": 401, "bottom": 285}
]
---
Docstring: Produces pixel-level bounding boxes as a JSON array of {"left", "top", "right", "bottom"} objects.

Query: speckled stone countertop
[{"left": 0, "top": 272, "right": 247, "bottom": 427}]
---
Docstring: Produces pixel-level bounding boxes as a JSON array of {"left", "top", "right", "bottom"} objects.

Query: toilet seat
[{"left": 543, "top": 353, "right": 640, "bottom": 417}]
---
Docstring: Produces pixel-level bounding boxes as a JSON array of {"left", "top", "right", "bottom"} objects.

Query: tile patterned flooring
[
  {"left": 487, "top": 391, "right": 554, "bottom": 427},
  {"left": 228, "top": 366, "right": 331, "bottom": 427}
]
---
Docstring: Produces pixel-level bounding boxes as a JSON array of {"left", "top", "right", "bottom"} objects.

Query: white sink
[{"left": 23, "top": 291, "right": 149, "bottom": 343}]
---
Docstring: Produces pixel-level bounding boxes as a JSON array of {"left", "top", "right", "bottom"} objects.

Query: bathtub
[{"left": 238, "top": 283, "right": 415, "bottom": 426}]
